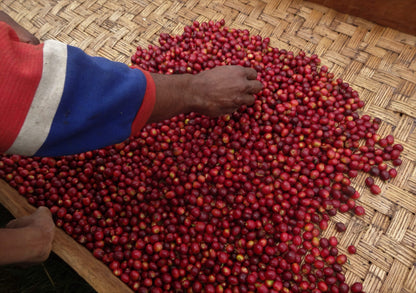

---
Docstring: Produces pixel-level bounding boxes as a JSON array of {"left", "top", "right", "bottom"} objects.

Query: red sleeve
[
  {"left": 0, "top": 22, "right": 44, "bottom": 152},
  {"left": 130, "top": 69, "right": 156, "bottom": 135}
]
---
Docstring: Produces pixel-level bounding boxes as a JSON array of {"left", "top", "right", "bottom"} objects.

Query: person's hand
[
  {"left": 0, "top": 11, "right": 40, "bottom": 45},
  {"left": 1, "top": 207, "right": 55, "bottom": 265},
  {"left": 148, "top": 65, "right": 263, "bottom": 123},
  {"left": 189, "top": 65, "right": 263, "bottom": 117}
]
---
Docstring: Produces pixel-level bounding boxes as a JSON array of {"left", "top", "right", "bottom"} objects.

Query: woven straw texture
[{"left": 1, "top": 0, "right": 416, "bottom": 292}]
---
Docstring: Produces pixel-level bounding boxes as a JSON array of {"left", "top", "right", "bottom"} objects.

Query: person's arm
[
  {"left": 0, "top": 207, "right": 55, "bottom": 265},
  {"left": 0, "top": 15, "right": 262, "bottom": 157}
]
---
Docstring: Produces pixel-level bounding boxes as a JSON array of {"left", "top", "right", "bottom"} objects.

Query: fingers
[
  {"left": 33, "top": 207, "right": 54, "bottom": 229},
  {"left": 233, "top": 67, "right": 262, "bottom": 109},
  {"left": 5, "top": 219, "right": 18, "bottom": 228},
  {"left": 240, "top": 67, "right": 263, "bottom": 94},
  {"left": 238, "top": 93, "right": 256, "bottom": 106},
  {"left": 6, "top": 215, "right": 32, "bottom": 229},
  {"left": 35, "top": 206, "right": 52, "bottom": 216},
  {"left": 248, "top": 80, "right": 263, "bottom": 94},
  {"left": 6, "top": 207, "right": 52, "bottom": 229},
  {"left": 243, "top": 67, "right": 259, "bottom": 80}
]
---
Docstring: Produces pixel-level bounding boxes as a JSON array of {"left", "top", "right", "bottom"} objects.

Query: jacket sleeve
[{"left": 0, "top": 22, "right": 155, "bottom": 157}]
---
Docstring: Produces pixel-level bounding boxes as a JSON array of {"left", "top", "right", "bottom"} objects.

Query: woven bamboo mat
[{"left": 2, "top": 0, "right": 416, "bottom": 292}]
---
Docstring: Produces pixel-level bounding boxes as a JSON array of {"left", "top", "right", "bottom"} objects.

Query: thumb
[{"left": 6, "top": 215, "right": 33, "bottom": 229}]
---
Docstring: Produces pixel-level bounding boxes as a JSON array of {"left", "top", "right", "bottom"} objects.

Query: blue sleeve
[{"left": 35, "top": 45, "right": 149, "bottom": 157}]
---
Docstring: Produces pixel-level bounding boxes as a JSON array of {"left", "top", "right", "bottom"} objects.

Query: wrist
[
  {"left": 183, "top": 74, "right": 202, "bottom": 113},
  {"left": 185, "top": 73, "right": 209, "bottom": 115},
  {"left": 148, "top": 73, "right": 196, "bottom": 123}
]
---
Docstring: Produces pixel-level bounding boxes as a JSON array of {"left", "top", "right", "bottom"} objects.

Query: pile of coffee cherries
[{"left": 0, "top": 20, "right": 402, "bottom": 292}]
